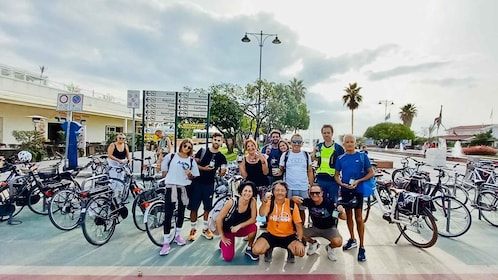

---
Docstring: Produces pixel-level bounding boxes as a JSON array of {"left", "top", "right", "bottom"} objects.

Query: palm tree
[
  {"left": 342, "top": 82, "right": 363, "bottom": 134},
  {"left": 399, "top": 103, "right": 417, "bottom": 128},
  {"left": 288, "top": 78, "right": 306, "bottom": 102}
]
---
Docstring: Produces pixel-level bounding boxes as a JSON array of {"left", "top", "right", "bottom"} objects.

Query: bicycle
[
  {"left": 348, "top": 180, "right": 438, "bottom": 248},
  {"left": 392, "top": 157, "right": 430, "bottom": 189},
  {"left": 362, "top": 169, "right": 393, "bottom": 223}
]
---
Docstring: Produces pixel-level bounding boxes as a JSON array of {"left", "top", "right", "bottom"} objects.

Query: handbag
[{"left": 359, "top": 152, "right": 376, "bottom": 197}]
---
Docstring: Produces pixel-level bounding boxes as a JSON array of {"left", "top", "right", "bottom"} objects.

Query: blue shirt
[{"left": 335, "top": 152, "right": 372, "bottom": 185}]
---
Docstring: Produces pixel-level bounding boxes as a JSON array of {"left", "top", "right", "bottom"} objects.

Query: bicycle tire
[
  {"left": 395, "top": 207, "right": 438, "bottom": 248},
  {"left": 362, "top": 195, "right": 372, "bottom": 223},
  {"left": 132, "top": 193, "right": 147, "bottom": 231},
  {"left": 81, "top": 196, "right": 116, "bottom": 246},
  {"left": 477, "top": 190, "right": 498, "bottom": 227},
  {"left": 391, "top": 169, "right": 405, "bottom": 187},
  {"left": 430, "top": 195, "right": 472, "bottom": 238},
  {"left": 48, "top": 189, "right": 82, "bottom": 231},
  {"left": 27, "top": 187, "right": 49, "bottom": 215},
  {"left": 145, "top": 200, "right": 176, "bottom": 247},
  {"left": 434, "top": 184, "right": 470, "bottom": 206}
]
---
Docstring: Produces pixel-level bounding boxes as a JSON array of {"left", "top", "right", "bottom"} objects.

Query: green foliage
[
  {"left": 469, "top": 129, "right": 495, "bottom": 146},
  {"left": 12, "top": 130, "right": 47, "bottom": 161},
  {"left": 342, "top": 82, "right": 363, "bottom": 134},
  {"left": 363, "top": 122, "right": 415, "bottom": 147},
  {"left": 399, "top": 103, "right": 417, "bottom": 128}
]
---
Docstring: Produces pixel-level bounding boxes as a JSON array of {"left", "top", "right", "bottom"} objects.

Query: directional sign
[
  {"left": 177, "top": 98, "right": 209, "bottom": 105},
  {"left": 178, "top": 111, "right": 208, "bottom": 118},
  {"left": 178, "top": 92, "right": 209, "bottom": 100},
  {"left": 177, "top": 104, "right": 208, "bottom": 111},
  {"left": 179, "top": 123, "right": 206, "bottom": 129}
]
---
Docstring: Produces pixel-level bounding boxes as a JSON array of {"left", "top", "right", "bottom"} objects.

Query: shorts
[
  {"left": 287, "top": 189, "right": 308, "bottom": 210},
  {"left": 340, "top": 189, "right": 363, "bottom": 209},
  {"left": 304, "top": 226, "right": 341, "bottom": 241},
  {"left": 187, "top": 181, "right": 214, "bottom": 212},
  {"left": 258, "top": 232, "right": 299, "bottom": 249}
]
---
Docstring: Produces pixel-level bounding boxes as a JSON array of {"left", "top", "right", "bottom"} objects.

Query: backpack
[
  {"left": 207, "top": 195, "right": 239, "bottom": 235},
  {"left": 166, "top": 153, "right": 194, "bottom": 170}
]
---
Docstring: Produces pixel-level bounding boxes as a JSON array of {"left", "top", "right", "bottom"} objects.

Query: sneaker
[
  {"left": 202, "top": 229, "right": 214, "bottom": 240},
  {"left": 286, "top": 251, "right": 295, "bottom": 263},
  {"left": 326, "top": 245, "right": 337, "bottom": 261},
  {"left": 358, "top": 247, "right": 366, "bottom": 262},
  {"left": 264, "top": 249, "right": 273, "bottom": 262},
  {"left": 245, "top": 248, "right": 259, "bottom": 261},
  {"left": 307, "top": 241, "right": 320, "bottom": 255},
  {"left": 174, "top": 235, "right": 186, "bottom": 246},
  {"left": 188, "top": 229, "right": 197, "bottom": 241},
  {"left": 159, "top": 243, "right": 170, "bottom": 256},
  {"left": 342, "top": 239, "right": 358, "bottom": 251}
]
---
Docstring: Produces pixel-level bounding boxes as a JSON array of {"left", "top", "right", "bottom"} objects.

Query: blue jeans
[{"left": 316, "top": 174, "right": 339, "bottom": 204}]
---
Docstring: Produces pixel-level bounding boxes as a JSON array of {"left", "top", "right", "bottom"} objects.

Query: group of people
[{"left": 107, "top": 125, "right": 374, "bottom": 264}]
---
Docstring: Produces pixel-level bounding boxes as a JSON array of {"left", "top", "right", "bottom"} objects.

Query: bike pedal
[{"left": 382, "top": 213, "right": 392, "bottom": 223}]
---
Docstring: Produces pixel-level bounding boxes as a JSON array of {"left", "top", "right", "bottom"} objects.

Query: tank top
[
  {"left": 244, "top": 158, "right": 269, "bottom": 186},
  {"left": 112, "top": 143, "right": 127, "bottom": 160},
  {"left": 223, "top": 198, "right": 252, "bottom": 233}
]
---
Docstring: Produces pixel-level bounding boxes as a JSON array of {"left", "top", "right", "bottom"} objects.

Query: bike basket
[{"left": 397, "top": 192, "right": 431, "bottom": 216}]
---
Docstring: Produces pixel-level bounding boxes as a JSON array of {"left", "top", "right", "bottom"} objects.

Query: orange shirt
[{"left": 265, "top": 198, "right": 302, "bottom": 237}]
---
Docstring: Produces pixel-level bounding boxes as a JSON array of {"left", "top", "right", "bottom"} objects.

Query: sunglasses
[
  {"left": 183, "top": 145, "right": 193, "bottom": 150},
  {"left": 310, "top": 191, "right": 321, "bottom": 196},
  {"left": 291, "top": 140, "right": 303, "bottom": 144},
  {"left": 118, "top": 137, "right": 125, "bottom": 140}
]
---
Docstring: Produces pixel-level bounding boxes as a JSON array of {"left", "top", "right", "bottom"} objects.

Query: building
[{"left": 443, "top": 124, "right": 498, "bottom": 147}]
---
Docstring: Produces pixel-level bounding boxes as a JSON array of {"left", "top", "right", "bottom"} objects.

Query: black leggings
[{"left": 163, "top": 187, "right": 186, "bottom": 234}]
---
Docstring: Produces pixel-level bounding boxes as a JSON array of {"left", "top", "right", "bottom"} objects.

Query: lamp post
[
  {"left": 241, "top": 30, "right": 281, "bottom": 141},
  {"left": 378, "top": 100, "right": 394, "bottom": 122}
]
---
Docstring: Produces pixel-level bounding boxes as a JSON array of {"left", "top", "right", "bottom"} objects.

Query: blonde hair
[
  {"left": 179, "top": 139, "right": 194, "bottom": 156},
  {"left": 244, "top": 138, "right": 258, "bottom": 152}
]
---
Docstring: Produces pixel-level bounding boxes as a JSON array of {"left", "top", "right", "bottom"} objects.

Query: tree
[
  {"left": 469, "top": 129, "right": 495, "bottom": 146},
  {"left": 363, "top": 122, "right": 415, "bottom": 148},
  {"left": 288, "top": 77, "right": 306, "bottom": 102},
  {"left": 399, "top": 103, "right": 417, "bottom": 128},
  {"left": 342, "top": 82, "right": 363, "bottom": 134}
]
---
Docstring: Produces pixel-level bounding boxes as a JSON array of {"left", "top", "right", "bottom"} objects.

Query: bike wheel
[
  {"left": 132, "top": 193, "right": 148, "bottom": 231},
  {"left": 362, "top": 195, "right": 372, "bottom": 223},
  {"left": 430, "top": 195, "right": 472, "bottom": 237},
  {"left": 81, "top": 196, "right": 116, "bottom": 246},
  {"left": 145, "top": 200, "right": 176, "bottom": 247},
  {"left": 28, "top": 187, "right": 49, "bottom": 215},
  {"left": 48, "top": 189, "right": 82, "bottom": 231},
  {"left": 395, "top": 208, "right": 438, "bottom": 248},
  {"left": 391, "top": 169, "right": 405, "bottom": 187},
  {"left": 477, "top": 190, "right": 498, "bottom": 226}
]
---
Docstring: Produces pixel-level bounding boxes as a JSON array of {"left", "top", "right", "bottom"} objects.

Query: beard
[
  {"left": 212, "top": 143, "right": 219, "bottom": 149},
  {"left": 271, "top": 139, "right": 279, "bottom": 144}
]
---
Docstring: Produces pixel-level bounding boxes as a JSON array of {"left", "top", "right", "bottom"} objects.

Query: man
[
  {"left": 187, "top": 132, "right": 227, "bottom": 241},
  {"left": 262, "top": 129, "right": 283, "bottom": 185},
  {"left": 252, "top": 181, "right": 306, "bottom": 263},
  {"left": 292, "top": 184, "right": 346, "bottom": 261},
  {"left": 334, "top": 134, "right": 374, "bottom": 262},
  {"left": 312, "top": 124, "right": 345, "bottom": 203},
  {"left": 279, "top": 133, "right": 314, "bottom": 222},
  {"left": 155, "top": 129, "right": 172, "bottom": 171}
]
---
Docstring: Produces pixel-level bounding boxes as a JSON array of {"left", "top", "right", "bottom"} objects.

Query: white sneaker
[
  {"left": 326, "top": 245, "right": 337, "bottom": 261},
  {"left": 307, "top": 241, "right": 320, "bottom": 255}
]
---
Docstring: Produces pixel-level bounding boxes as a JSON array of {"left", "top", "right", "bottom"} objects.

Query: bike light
[
  {"left": 80, "top": 191, "right": 89, "bottom": 198},
  {"left": 141, "top": 201, "right": 150, "bottom": 209},
  {"left": 0, "top": 182, "right": 6, "bottom": 187},
  {"left": 133, "top": 187, "right": 141, "bottom": 193},
  {"left": 45, "top": 190, "right": 54, "bottom": 197}
]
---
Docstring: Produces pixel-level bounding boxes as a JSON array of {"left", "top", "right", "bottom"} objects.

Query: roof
[{"left": 447, "top": 124, "right": 496, "bottom": 130}]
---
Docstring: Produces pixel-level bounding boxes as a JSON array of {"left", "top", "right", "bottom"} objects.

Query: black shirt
[
  {"left": 302, "top": 197, "right": 338, "bottom": 229},
  {"left": 193, "top": 148, "right": 227, "bottom": 184}
]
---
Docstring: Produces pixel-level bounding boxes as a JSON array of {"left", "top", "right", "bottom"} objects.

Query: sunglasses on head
[
  {"left": 183, "top": 144, "right": 192, "bottom": 150},
  {"left": 291, "top": 140, "right": 303, "bottom": 144},
  {"left": 310, "top": 191, "right": 321, "bottom": 196}
]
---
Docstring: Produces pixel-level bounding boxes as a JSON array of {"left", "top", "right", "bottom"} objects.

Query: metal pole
[
  {"left": 64, "top": 111, "right": 72, "bottom": 169},
  {"left": 131, "top": 108, "right": 135, "bottom": 173},
  {"left": 256, "top": 31, "right": 263, "bottom": 143}
]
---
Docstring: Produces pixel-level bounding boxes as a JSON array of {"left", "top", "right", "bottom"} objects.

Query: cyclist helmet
[{"left": 17, "top": 150, "right": 32, "bottom": 162}]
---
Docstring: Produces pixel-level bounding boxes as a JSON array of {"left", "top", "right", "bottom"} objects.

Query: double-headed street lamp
[
  {"left": 241, "top": 30, "right": 281, "bottom": 141},
  {"left": 379, "top": 100, "right": 394, "bottom": 122}
]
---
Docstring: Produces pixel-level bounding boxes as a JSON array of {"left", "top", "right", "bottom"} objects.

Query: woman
[
  {"left": 334, "top": 134, "right": 374, "bottom": 262},
  {"left": 217, "top": 181, "right": 258, "bottom": 262},
  {"left": 272, "top": 140, "right": 289, "bottom": 181},
  {"left": 239, "top": 139, "right": 269, "bottom": 201},
  {"left": 159, "top": 139, "right": 200, "bottom": 256},
  {"left": 106, "top": 133, "right": 131, "bottom": 197}
]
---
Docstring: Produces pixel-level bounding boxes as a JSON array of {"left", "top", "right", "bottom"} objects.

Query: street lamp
[
  {"left": 378, "top": 100, "right": 394, "bottom": 122},
  {"left": 241, "top": 30, "right": 281, "bottom": 141}
]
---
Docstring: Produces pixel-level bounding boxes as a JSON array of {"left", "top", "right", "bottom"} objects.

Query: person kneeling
[
  {"left": 292, "top": 184, "right": 346, "bottom": 261},
  {"left": 217, "top": 181, "right": 258, "bottom": 262},
  {"left": 252, "top": 181, "right": 305, "bottom": 263}
]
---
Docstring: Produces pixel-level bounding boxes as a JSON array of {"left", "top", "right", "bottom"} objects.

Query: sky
[{"left": 1, "top": 0, "right": 497, "bottom": 141}]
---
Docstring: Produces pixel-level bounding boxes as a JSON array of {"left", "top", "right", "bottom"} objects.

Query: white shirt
[
  {"left": 280, "top": 150, "right": 311, "bottom": 191},
  {"left": 161, "top": 153, "right": 200, "bottom": 186}
]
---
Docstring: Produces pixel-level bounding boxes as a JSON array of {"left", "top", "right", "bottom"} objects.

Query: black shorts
[
  {"left": 258, "top": 232, "right": 299, "bottom": 249},
  {"left": 340, "top": 189, "right": 364, "bottom": 209}
]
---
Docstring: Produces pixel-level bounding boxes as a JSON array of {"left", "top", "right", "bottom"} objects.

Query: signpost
[
  {"left": 127, "top": 90, "right": 140, "bottom": 172},
  {"left": 56, "top": 93, "right": 84, "bottom": 169}
]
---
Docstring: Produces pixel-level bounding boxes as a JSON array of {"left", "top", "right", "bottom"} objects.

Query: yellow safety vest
[{"left": 316, "top": 144, "right": 336, "bottom": 175}]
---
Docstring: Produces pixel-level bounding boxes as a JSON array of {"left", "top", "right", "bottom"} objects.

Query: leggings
[{"left": 163, "top": 186, "right": 186, "bottom": 234}]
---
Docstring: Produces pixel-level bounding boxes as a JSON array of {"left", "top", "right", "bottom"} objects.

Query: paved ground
[{"left": 1, "top": 150, "right": 497, "bottom": 279}]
